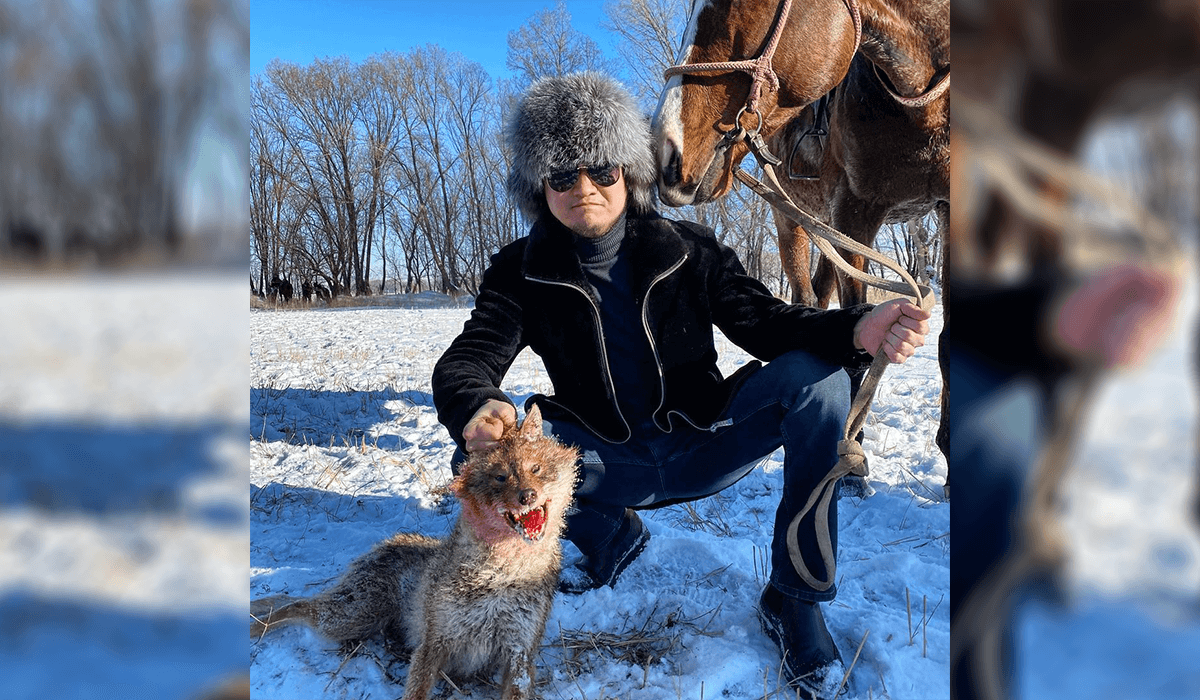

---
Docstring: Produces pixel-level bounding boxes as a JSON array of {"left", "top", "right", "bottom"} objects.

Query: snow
[
  {"left": 250, "top": 294, "right": 950, "bottom": 699},
  {"left": 1018, "top": 271, "right": 1200, "bottom": 698},
  {"left": 247, "top": 278, "right": 1200, "bottom": 699},
  {"left": 0, "top": 272, "right": 248, "bottom": 700},
  {"left": 3, "top": 269, "right": 1194, "bottom": 699}
]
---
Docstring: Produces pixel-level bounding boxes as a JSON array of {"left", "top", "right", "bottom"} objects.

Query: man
[{"left": 431, "top": 72, "right": 929, "bottom": 696}]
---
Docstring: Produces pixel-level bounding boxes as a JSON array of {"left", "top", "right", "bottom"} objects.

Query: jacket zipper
[
  {"left": 641, "top": 255, "right": 689, "bottom": 432},
  {"left": 524, "top": 275, "right": 632, "bottom": 444},
  {"left": 537, "top": 397, "right": 622, "bottom": 445},
  {"left": 644, "top": 254, "right": 738, "bottom": 434},
  {"left": 666, "top": 411, "right": 734, "bottom": 432}
]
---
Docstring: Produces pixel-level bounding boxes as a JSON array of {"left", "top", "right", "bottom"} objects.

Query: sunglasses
[{"left": 545, "top": 164, "right": 620, "bottom": 192}]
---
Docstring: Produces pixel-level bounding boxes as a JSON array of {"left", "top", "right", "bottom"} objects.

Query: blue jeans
[
  {"left": 542, "top": 350, "right": 851, "bottom": 602},
  {"left": 946, "top": 347, "right": 1049, "bottom": 700}
]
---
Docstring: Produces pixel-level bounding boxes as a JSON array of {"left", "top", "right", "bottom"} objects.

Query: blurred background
[
  {"left": 0, "top": 0, "right": 248, "bottom": 698},
  {"left": 0, "top": 0, "right": 246, "bottom": 266},
  {"left": 950, "top": 1, "right": 1200, "bottom": 699}
]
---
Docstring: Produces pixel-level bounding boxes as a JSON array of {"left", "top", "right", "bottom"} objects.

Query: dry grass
[
  {"left": 551, "top": 603, "right": 722, "bottom": 682},
  {"left": 663, "top": 496, "right": 738, "bottom": 538},
  {"left": 263, "top": 345, "right": 373, "bottom": 367}
]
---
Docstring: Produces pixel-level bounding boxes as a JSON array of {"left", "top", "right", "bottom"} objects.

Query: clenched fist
[
  {"left": 853, "top": 299, "right": 931, "bottom": 364},
  {"left": 462, "top": 399, "right": 517, "bottom": 453}
]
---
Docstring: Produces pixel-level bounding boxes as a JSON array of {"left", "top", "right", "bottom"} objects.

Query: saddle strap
[{"left": 734, "top": 154, "right": 937, "bottom": 591}]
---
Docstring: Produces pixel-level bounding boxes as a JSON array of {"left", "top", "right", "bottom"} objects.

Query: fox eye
[
  {"left": 531, "top": 465, "right": 541, "bottom": 475},
  {"left": 493, "top": 474, "right": 507, "bottom": 483}
]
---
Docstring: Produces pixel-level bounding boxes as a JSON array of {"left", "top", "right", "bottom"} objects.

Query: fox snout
[{"left": 518, "top": 488, "right": 537, "bottom": 506}]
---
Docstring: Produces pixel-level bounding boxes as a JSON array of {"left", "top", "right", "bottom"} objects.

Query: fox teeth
[{"left": 501, "top": 505, "right": 548, "bottom": 543}]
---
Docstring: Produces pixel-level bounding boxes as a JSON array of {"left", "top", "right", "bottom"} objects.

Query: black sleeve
[
  {"left": 942, "top": 274, "right": 1075, "bottom": 382},
  {"left": 431, "top": 248, "right": 526, "bottom": 450},
  {"left": 702, "top": 230, "right": 875, "bottom": 370}
]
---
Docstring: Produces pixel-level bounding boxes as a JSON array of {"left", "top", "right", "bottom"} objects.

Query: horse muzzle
[{"left": 655, "top": 135, "right": 733, "bottom": 207}]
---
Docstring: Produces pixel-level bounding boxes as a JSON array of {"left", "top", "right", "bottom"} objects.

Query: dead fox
[{"left": 251, "top": 404, "right": 579, "bottom": 700}]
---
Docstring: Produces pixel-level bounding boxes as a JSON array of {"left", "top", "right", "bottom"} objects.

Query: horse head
[{"left": 651, "top": 0, "right": 860, "bottom": 206}]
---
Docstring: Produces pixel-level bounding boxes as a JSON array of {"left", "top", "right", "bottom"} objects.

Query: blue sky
[{"left": 251, "top": 0, "right": 621, "bottom": 80}]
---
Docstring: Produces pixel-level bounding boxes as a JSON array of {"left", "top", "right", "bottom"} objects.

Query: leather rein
[{"left": 660, "top": 0, "right": 943, "bottom": 592}]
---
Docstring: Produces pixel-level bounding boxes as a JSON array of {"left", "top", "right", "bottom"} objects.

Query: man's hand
[
  {"left": 462, "top": 399, "right": 517, "bottom": 453},
  {"left": 1050, "top": 263, "right": 1180, "bottom": 369},
  {"left": 854, "top": 299, "right": 931, "bottom": 364}
]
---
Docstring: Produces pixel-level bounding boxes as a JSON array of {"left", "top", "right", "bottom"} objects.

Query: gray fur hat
[{"left": 505, "top": 72, "right": 656, "bottom": 223}]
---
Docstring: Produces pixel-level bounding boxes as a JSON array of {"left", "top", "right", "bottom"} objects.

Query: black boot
[
  {"left": 558, "top": 510, "right": 649, "bottom": 595},
  {"left": 758, "top": 584, "right": 845, "bottom": 699}
]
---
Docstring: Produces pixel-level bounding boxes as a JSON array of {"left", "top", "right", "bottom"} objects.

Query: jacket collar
[{"left": 521, "top": 211, "right": 687, "bottom": 295}]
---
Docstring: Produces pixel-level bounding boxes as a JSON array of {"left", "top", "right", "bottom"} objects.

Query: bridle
[
  {"left": 663, "top": 0, "right": 950, "bottom": 133},
  {"left": 663, "top": 0, "right": 863, "bottom": 130},
  {"left": 874, "top": 62, "right": 951, "bottom": 109}
]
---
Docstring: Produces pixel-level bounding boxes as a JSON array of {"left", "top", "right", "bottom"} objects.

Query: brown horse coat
[{"left": 652, "top": 0, "right": 948, "bottom": 307}]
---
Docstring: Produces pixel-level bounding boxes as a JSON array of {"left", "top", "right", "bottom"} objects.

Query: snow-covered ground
[
  {"left": 1019, "top": 271, "right": 1200, "bottom": 698},
  {"left": 249, "top": 293, "right": 950, "bottom": 699},
  {"left": 3, "top": 270, "right": 1196, "bottom": 698},
  {"left": 248, "top": 276, "right": 1200, "bottom": 699},
  {"left": 0, "top": 272, "right": 248, "bottom": 700}
]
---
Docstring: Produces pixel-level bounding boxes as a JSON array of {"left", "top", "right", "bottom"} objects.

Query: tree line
[
  {"left": 0, "top": 0, "right": 247, "bottom": 266},
  {"left": 250, "top": 1, "right": 945, "bottom": 301},
  {"left": 252, "top": 47, "right": 521, "bottom": 298},
  {"left": 251, "top": 2, "right": 801, "bottom": 299}
]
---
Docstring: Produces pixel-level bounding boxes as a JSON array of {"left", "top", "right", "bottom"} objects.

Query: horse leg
[
  {"left": 772, "top": 207, "right": 818, "bottom": 306},
  {"left": 830, "top": 197, "right": 890, "bottom": 498},
  {"left": 826, "top": 189, "right": 889, "bottom": 309},
  {"left": 811, "top": 254, "right": 838, "bottom": 308},
  {"left": 812, "top": 181, "right": 887, "bottom": 310}
]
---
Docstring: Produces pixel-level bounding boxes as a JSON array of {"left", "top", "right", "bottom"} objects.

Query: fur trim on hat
[{"left": 506, "top": 72, "right": 656, "bottom": 223}]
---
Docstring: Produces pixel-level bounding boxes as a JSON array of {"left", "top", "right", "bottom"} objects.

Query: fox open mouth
[{"left": 502, "top": 504, "right": 549, "bottom": 543}]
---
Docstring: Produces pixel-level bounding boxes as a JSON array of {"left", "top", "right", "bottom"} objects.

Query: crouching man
[{"left": 432, "top": 72, "right": 928, "bottom": 697}]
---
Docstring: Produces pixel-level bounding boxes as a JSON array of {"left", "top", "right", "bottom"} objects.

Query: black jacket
[{"left": 432, "top": 212, "right": 874, "bottom": 448}]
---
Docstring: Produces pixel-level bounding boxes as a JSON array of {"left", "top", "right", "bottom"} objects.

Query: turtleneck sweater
[{"left": 572, "top": 214, "right": 659, "bottom": 436}]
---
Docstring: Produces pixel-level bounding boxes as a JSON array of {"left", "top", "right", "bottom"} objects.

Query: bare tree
[
  {"left": 357, "top": 54, "right": 404, "bottom": 294},
  {"left": 263, "top": 57, "right": 373, "bottom": 296},
  {"left": 442, "top": 57, "right": 505, "bottom": 294},
  {"left": 506, "top": 2, "right": 617, "bottom": 86},
  {"left": 603, "top": 0, "right": 691, "bottom": 106}
]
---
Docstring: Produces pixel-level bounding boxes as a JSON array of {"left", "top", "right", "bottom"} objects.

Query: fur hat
[{"left": 505, "top": 72, "right": 656, "bottom": 222}]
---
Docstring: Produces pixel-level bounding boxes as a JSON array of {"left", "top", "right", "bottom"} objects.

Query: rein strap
[{"left": 736, "top": 145, "right": 936, "bottom": 590}]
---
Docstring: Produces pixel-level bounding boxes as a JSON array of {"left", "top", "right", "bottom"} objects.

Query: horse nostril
[
  {"left": 519, "top": 488, "right": 537, "bottom": 506},
  {"left": 663, "top": 145, "right": 682, "bottom": 187}
]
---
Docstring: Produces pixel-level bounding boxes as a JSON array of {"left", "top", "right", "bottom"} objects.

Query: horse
[
  {"left": 267, "top": 275, "right": 294, "bottom": 303},
  {"left": 651, "top": 0, "right": 949, "bottom": 308}
]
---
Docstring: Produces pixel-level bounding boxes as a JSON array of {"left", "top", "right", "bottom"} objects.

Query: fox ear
[{"left": 520, "top": 403, "right": 543, "bottom": 440}]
